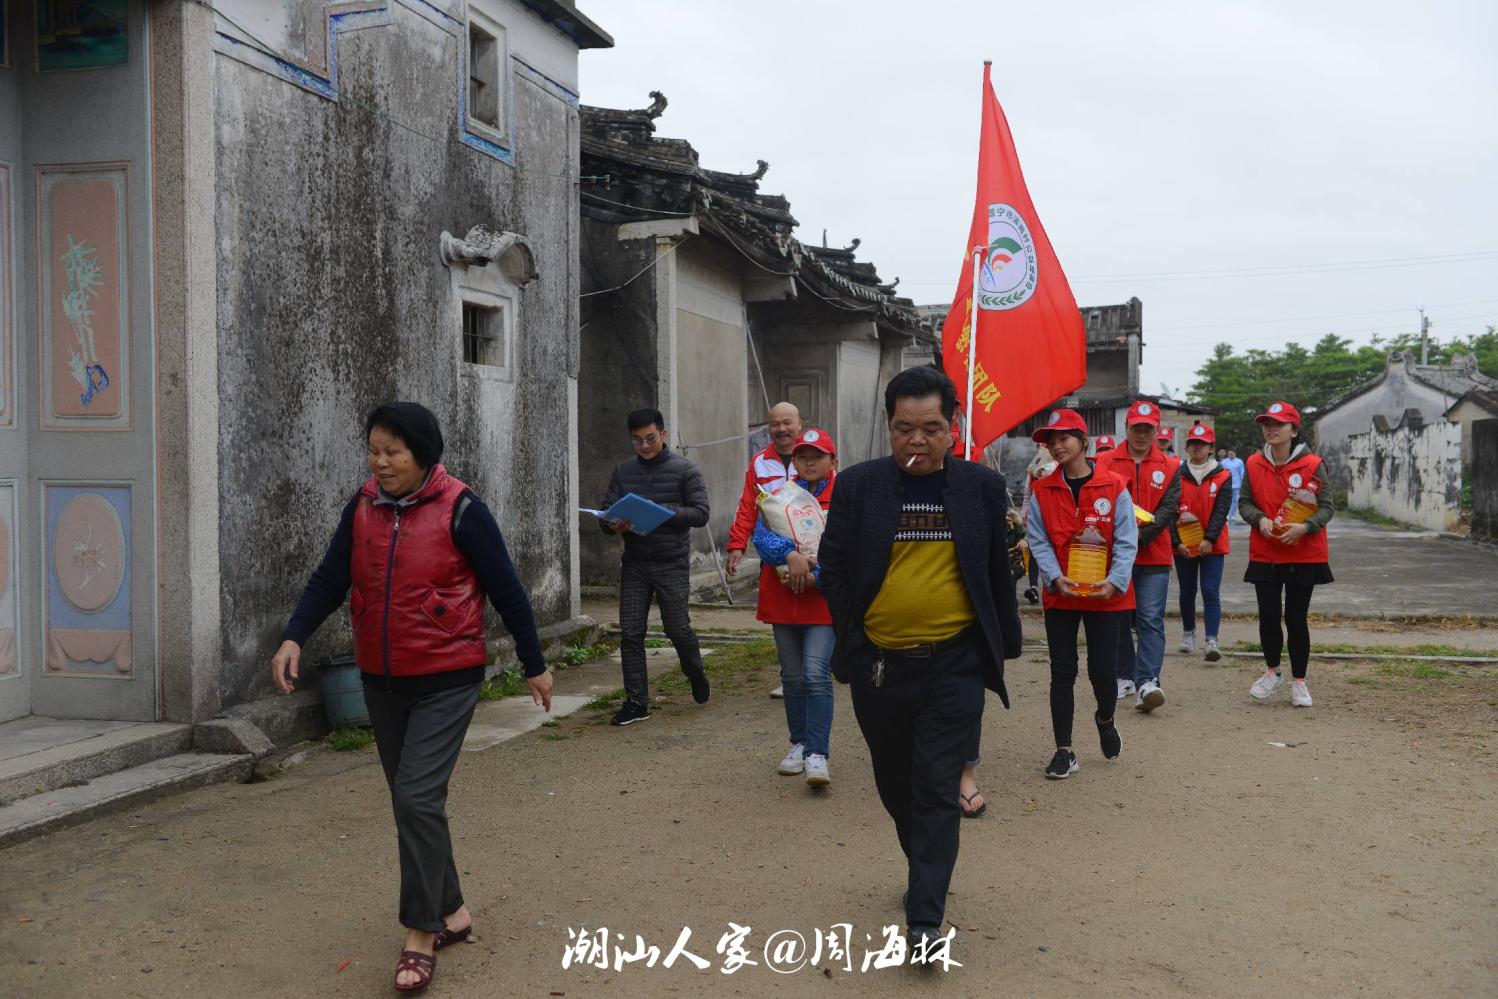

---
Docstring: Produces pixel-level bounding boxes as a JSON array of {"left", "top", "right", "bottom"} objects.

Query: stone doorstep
[
  {"left": 0, "top": 721, "right": 194, "bottom": 808},
  {"left": 0, "top": 752, "right": 254, "bottom": 850}
]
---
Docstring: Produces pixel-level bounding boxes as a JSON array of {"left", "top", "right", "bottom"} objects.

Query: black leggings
[
  {"left": 1044, "top": 609, "right": 1126, "bottom": 746},
  {"left": 1254, "top": 581, "right": 1315, "bottom": 679}
]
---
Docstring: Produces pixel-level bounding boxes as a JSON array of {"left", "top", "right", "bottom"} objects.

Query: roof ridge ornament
[{"left": 644, "top": 90, "right": 667, "bottom": 119}]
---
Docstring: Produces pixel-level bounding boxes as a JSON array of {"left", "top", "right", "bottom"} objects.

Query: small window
[
  {"left": 462, "top": 302, "right": 505, "bottom": 367},
  {"left": 468, "top": 21, "right": 501, "bottom": 130}
]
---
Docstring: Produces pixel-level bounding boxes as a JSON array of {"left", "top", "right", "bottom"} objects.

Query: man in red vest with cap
[{"left": 1095, "top": 400, "right": 1181, "bottom": 711}]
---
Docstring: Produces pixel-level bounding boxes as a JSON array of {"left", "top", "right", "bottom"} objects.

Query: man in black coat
[
  {"left": 818, "top": 366, "right": 1023, "bottom": 949},
  {"left": 599, "top": 407, "right": 712, "bottom": 726}
]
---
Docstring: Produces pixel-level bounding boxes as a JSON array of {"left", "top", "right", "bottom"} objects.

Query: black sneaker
[
  {"left": 610, "top": 699, "right": 650, "bottom": 726},
  {"left": 908, "top": 925, "right": 948, "bottom": 970},
  {"left": 1044, "top": 748, "right": 1079, "bottom": 779},
  {"left": 1096, "top": 715, "right": 1121, "bottom": 760},
  {"left": 1024, "top": 586, "right": 1040, "bottom": 605},
  {"left": 684, "top": 667, "right": 710, "bottom": 704}
]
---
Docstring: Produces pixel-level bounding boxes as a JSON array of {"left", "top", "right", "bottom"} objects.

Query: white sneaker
[
  {"left": 1250, "top": 670, "right": 1284, "bottom": 701},
  {"left": 770, "top": 685, "right": 785, "bottom": 699},
  {"left": 1204, "top": 638, "right": 1221, "bottom": 662},
  {"left": 1179, "top": 632, "right": 1196, "bottom": 653},
  {"left": 1135, "top": 680, "right": 1165, "bottom": 713},
  {"left": 1290, "top": 679, "right": 1313, "bottom": 707},
  {"left": 804, "top": 753, "right": 831, "bottom": 786},
  {"left": 777, "top": 743, "right": 805, "bottom": 775},
  {"left": 1116, "top": 679, "right": 1136, "bottom": 700}
]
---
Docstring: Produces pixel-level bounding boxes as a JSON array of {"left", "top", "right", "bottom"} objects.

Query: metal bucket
[{"left": 319, "top": 655, "right": 370, "bottom": 728}]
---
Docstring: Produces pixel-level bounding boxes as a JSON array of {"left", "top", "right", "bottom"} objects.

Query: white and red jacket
[{"left": 727, "top": 445, "right": 794, "bottom": 551}]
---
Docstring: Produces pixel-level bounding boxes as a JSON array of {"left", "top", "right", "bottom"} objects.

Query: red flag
[{"left": 941, "top": 63, "right": 1087, "bottom": 452}]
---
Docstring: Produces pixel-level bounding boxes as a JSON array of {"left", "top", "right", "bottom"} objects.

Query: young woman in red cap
[
  {"left": 1025, "top": 409, "right": 1139, "bottom": 778},
  {"left": 752, "top": 428, "right": 839, "bottom": 785},
  {"left": 1172, "top": 423, "right": 1234, "bottom": 661},
  {"left": 1092, "top": 434, "right": 1116, "bottom": 456},
  {"left": 1239, "top": 401, "right": 1334, "bottom": 707}
]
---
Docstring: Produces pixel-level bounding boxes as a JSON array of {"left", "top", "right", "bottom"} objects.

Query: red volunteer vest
[
  {"left": 1095, "top": 446, "right": 1181, "bottom": 567},
  {"left": 1245, "top": 452, "right": 1331, "bottom": 565},
  {"left": 1180, "top": 465, "right": 1233, "bottom": 556},
  {"left": 755, "top": 473, "right": 836, "bottom": 626},
  {"left": 350, "top": 465, "right": 488, "bottom": 677},
  {"left": 1033, "top": 466, "right": 1136, "bottom": 613}
]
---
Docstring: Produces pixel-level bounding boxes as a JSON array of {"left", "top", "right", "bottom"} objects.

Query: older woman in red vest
[
  {"left": 1239, "top": 401, "right": 1334, "bottom": 707},
  {"left": 270, "top": 402, "right": 551, "bottom": 993},
  {"left": 1025, "top": 409, "right": 1140, "bottom": 779}
]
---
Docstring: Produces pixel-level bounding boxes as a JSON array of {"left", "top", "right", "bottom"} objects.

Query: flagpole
[{"left": 964, "top": 244, "right": 981, "bottom": 457}]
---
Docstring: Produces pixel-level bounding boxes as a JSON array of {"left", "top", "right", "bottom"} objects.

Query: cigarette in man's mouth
[{"left": 905, "top": 455, "right": 918, "bottom": 468}]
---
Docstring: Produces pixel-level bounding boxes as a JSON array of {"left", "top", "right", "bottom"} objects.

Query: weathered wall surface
[
  {"left": 577, "top": 221, "right": 659, "bottom": 585},
  {"left": 1472, "top": 420, "right": 1498, "bottom": 540},
  {"left": 213, "top": 3, "right": 581, "bottom": 707},
  {"left": 1347, "top": 421, "right": 1462, "bottom": 532},
  {"left": 675, "top": 242, "right": 748, "bottom": 565},
  {"left": 1316, "top": 362, "right": 1459, "bottom": 494}
]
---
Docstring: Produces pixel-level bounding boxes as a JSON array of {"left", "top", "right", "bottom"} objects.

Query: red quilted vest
[
  {"left": 350, "top": 465, "right": 488, "bottom": 677},
  {"left": 1179, "top": 465, "right": 1233, "bottom": 556},
  {"left": 755, "top": 473, "right": 835, "bottom": 626},
  {"left": 1032, "top": 465, "right": 1137, "bottom": 613},
  {"left": 1245, "top": 452, "right": 1331, "bottom": 565}
]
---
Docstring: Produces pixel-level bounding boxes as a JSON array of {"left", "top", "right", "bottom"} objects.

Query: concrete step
[
  {"left": 0, "top": 719, "right": 193, "bottom": 807},
  {"left": 0, "top": 752, "right": 253, "bottom": 849}
]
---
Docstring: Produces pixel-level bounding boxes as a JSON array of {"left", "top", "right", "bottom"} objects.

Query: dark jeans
[
  {"left": 618, "top": 558, "right": 704, "bottom": 707},
  {"left": 363, "top": 680, "right": 481, "bottom": 932},
  {"left": 1255, "top": 580, "right": 1316, "bottom": 678},
  {"left": 1044, "top": 609, "right": 1125, "bottom": 746},
  {"left": 850, "top": 637, "right": 984, "bottom": 929},
  {"left": 1175, "top": 553, "right": 1226, "bottom": 638}
]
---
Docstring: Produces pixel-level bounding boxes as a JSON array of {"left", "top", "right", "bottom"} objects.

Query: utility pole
[{"left": 1418, "top": 305, "right": 1430, "bottom": 365}]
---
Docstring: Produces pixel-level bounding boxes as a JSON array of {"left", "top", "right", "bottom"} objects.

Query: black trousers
[
  {"left": 850, "top": 637, "right": 984, "bottom": 929},
  {"left": 618, "top": 558, "right": 704, "bottom": 706},
  {"left": 1255, "top": 580, "right": 1316, "bottom": 678},
  {"left": 363, "top": 681, "right": 481, "bottom": 932},
  {"left": 1043, "top": 609, "right": 1126, "bottom": 746}
]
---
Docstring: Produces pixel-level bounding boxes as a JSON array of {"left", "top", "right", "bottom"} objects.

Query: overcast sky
[{"left": 578, "top": 0, "right": 1498, "bottom": 398}]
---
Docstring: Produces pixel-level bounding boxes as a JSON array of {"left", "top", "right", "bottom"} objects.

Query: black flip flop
[{"left": 959, "top": 791, "right": 987, "bottom": 819}]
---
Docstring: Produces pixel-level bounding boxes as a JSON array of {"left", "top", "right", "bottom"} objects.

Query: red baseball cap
[
  {"left": 1031, "top": 408, "right": 1089, "bottom": 444},
  {"left": 1185, "top": 423, "right": 1216, "bottom": 445},
  {"left": 1094, "top": 434, "right": 1116, "bottom": 452},
  {"left": 792, "top": 428, "right": 836, "bottom": 455},
  {"left": 1125, "top": 400, "right": 1161, "bottom": 427},
  {"left": 1157, "top": 427, "right": 1175, "bottom": 443},
  {"left": 1255, "top": 401, "right": 1302, "bottom": 425}
]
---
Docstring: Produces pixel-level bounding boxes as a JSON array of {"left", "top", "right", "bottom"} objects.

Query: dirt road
[{"left": 2, "top": 610, "right": 1495, "bottom": 998}]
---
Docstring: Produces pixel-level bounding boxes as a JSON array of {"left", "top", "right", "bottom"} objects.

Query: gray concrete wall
[
  {"left": 1315, "top": 359, "right": 1460, "bottom": 494},
  {"left": 212, "top": 2, "right": 581, "bottom": 708},
  {"left": 1472, "top": 419, "right": 1498, "bottom": 539},
  {"left": 836, "top": 338, "right": 884, "bottom": 466},
  {"left": 1347, "top": 420, "right": 1462, "bottom": 532},
  {"left": 577, "top": 219, "right": 660, "bottom": 585}
]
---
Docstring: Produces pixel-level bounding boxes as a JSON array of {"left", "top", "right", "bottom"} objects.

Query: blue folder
[{"left": 580, "top": 492, "right": 675, "bottom": 537}]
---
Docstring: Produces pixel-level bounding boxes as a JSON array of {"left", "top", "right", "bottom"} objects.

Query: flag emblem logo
[
  {"left": 1048, "top": 412, "right": 1060, "bottom": 426},
  {"left": 978, "top": 203, "right": 1038, "bottom": 311},
  {"left": 1152, "top": 470, "right": 1165, "bottom": 485},
  {"left": 1289, "top": 473, "right": 1304, "bottom": 487},
  {"left": 1093, "top": 498, "right": 1112, "bottom": 515}
]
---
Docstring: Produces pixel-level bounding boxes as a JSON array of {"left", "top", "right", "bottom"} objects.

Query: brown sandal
[
  {"left": 433, "top": 922, "right": 473, "bottom": 950},
  {"left": 394, "top": 950, "right": 435, "bottom": 993}
]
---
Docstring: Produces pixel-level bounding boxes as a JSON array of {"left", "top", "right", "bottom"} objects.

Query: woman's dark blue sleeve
[
  {"left": 281, "top": 493, "right": 359, "bottom": 646},
  {"left": 453, "top": 494, "right": 548, "bottom": 677}
]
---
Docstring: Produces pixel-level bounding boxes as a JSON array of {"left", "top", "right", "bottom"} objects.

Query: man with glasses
[{"left": 598, "top": 408, "right": 712, "bottom": 725}]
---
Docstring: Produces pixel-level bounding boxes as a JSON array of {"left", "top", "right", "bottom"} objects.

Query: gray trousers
[
  {"left": 363, "top": 680, "right": 481, "bottom": 932},
  {"left": 618, "top": 558, "right": 703, "bottom": 707}
]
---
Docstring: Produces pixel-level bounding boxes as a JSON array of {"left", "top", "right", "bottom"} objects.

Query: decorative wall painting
[
  {"left": 35, "top": 0, "right": 128, "bottom": 72},
  {"left": 44, "top": 484, "right": 131, "bottom": 675},
  {"left": 39, "top": 166, "right": 128, "bottom": 430},
  {"left": 0, "top": 484, "right": 15, "bottom": 676}
]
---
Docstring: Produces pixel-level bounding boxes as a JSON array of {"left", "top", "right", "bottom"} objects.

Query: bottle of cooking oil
[
  {"left": 1177, "top": 507, "right": 1204, "bottom": 555},
  {"left": 1271, "top": 483, "right": 1319, "bottom": 539},
  {"left": 1066, "top": 524, "right": 1109, "bottom": 596}
]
